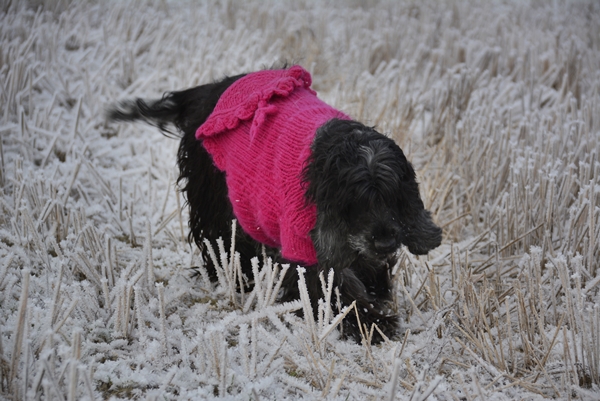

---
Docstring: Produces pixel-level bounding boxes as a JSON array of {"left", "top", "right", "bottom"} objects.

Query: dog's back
[{"left": 106, "top": 74, "right": 263, "bottom": 283}]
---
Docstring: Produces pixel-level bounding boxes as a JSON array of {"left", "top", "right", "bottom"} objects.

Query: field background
[{"left": 1, "top": 0, "right": 600, "bottom": 399}]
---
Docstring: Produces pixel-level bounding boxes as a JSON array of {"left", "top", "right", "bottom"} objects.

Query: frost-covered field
[{"left": 1, "top": 0, "right": 600, "bottom": 399}]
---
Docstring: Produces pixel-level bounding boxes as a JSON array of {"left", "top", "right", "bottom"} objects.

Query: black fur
[{"left": 107, "top": 68, "right": 442, "bottom": 343}]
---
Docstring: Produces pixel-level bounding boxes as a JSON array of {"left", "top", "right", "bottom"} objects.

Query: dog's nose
[{"left": 373, "top": 236, "right": 398, "bottom": 254}]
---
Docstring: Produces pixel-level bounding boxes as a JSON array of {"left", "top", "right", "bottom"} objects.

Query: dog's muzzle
[{"left": 348, "top": 231, "right": 401, "bottom": 267}]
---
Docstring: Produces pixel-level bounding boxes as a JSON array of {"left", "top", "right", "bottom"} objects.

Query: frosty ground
[{"left": 1, "top": 0, "right": 600, "bottom": 400}]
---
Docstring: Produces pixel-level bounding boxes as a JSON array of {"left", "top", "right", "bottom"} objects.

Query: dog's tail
[
  {"left": 106, "top": 89, "right": 209, "bottom": 139},
  {"left": 106, "top": 96, "right": 181, "bottom": 137},
  {"left": 106, "top": 73, "right": 247, "bottom": 138}
]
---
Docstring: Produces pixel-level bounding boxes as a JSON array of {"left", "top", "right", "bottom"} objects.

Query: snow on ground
[{"left": 1, "top": 0, "right": 600, "bottom": 399}]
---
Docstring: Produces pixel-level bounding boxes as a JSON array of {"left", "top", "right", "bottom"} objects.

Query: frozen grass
[{"left": 1, "top": 0, "right": 600, "bottom": 399}]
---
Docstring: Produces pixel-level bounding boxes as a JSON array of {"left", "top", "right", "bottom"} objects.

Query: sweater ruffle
[{"left": 196, "top": 65, "right": 316, "bottom": 140}]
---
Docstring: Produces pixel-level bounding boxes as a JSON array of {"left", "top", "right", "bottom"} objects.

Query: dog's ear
[
  {"left": 310, "top": 209, "right": 355, "bottom": 270},
  {"left": 388, "top": 146, "right": 442, "bottom": 255},
  {"left": 303, "top": 119, "right": 359, "bottom": 206},
  {"left": 395, "top": 181, "right": 442, "bottom": 255},
  {"left": 402, "top": 208, "right": 442, "bottom": 255}
]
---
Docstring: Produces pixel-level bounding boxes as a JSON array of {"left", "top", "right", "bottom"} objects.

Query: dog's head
[{"left": 304, "top": 119, "right": 442, "bottom": 268}]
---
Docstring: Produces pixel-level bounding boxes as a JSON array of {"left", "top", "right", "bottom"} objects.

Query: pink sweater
[{"left": 196, "top": 66, "right": 349, "bottom": 265}]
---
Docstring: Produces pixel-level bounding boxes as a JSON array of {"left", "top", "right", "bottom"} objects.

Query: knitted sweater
[{"left": 196, "top": 66, "right": 349, "bottom": 265}]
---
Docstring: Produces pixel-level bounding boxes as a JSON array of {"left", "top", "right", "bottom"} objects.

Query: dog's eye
[{"left": 346, "top": 203, "right": 363, "bottom": 218}]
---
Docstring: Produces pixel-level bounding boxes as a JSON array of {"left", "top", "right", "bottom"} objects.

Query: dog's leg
[
  {"left": 308, "top": 218, "right": 398, "bottom": 343},
  {"left": 342, "top": 261, "right": 398, "bottom": 343},
  {"left": 278, "top": 259, "right": 398, "bottom": 343}
]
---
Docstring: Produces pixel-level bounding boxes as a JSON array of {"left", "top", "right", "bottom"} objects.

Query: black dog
[{"left": 107, "top": 66, "right": 441, "bottom": 342}]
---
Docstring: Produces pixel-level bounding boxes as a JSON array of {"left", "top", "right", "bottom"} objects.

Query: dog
[{"left": 107, "top": 65, "right": 442, "bottom": 342}]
